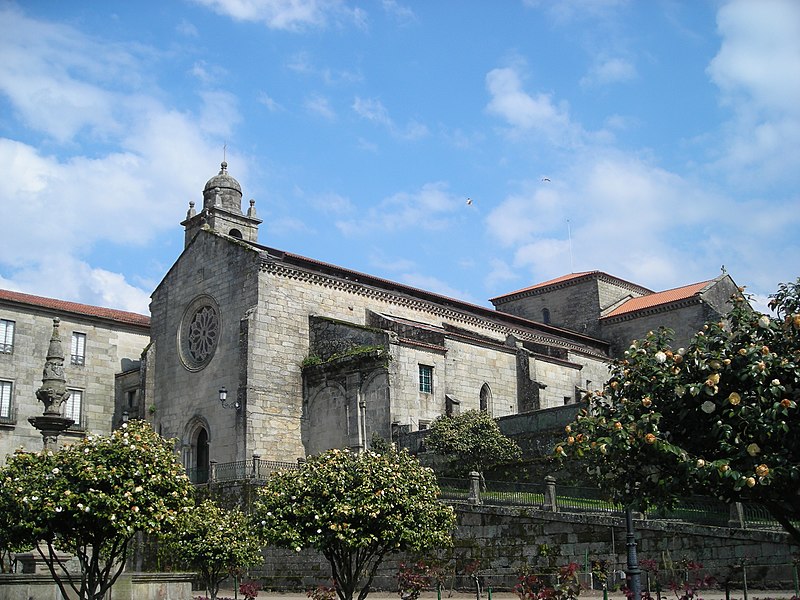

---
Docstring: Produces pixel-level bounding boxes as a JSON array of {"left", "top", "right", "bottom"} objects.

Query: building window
[
  {"left": 64, "top": 388, "right": 83, "bottom": 428},
  {"left": 418, "top": 420, "right": 430, "bottom": 431},
  {"left": 418, "top": 365, "right": 433, "bottom": 394},
  {"left": 0, "top": 319, "right": 14, "bottom": 354},
  {"left": 0, "top": 380, "right": 13, "bottom": 423},
  {"left": 126, "top": 389, "right": 137, "bottom": 409},
  {"left": 480, "top": 383, "right": 492, "bottom": 413},
  {"left": 542, "top": 308, "right": 551, "bottom": 324},
  {"left": 71, "top": 332, "right": 86, "bottom": 366}
]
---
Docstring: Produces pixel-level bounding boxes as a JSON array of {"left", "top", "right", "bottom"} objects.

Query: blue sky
[{"left": 1, "top": 0, "right": 798, "bottom": 316}]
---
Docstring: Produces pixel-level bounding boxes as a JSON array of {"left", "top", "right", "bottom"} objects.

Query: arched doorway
[{"left": 184, "top": 417, "right": 211, "bottom": 484}]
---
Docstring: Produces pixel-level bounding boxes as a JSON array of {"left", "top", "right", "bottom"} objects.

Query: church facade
[{"left": 142, "top": 164, "right": 739, "bottom": 478}]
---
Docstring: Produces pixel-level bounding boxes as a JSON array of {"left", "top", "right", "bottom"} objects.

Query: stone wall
[{"left": 243, "top": 502, "right": 797, "bottom": 591}]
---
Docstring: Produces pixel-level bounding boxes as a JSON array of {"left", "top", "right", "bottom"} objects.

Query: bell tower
[{"left": 181, "top": 161, "right": 262, "bottom": 247}]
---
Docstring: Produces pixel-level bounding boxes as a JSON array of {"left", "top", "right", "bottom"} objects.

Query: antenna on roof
[
  {"left": 223, "top": 142, "right": 227, "bottom": 163},
  {"left": 567, "top": 219, "right": 574, "bottom": 273}
]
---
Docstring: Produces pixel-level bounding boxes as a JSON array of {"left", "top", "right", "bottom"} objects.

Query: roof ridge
[{"left": 0, "top": 288, "right": 150, "bottom": 328}]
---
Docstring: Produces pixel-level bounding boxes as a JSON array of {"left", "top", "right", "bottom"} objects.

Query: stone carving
[
  {"left": 179, "top": 296, "right": 221, "bottom": 371},
  {"left": 187, "top": 305, "right": 218, "bottom": 363}
]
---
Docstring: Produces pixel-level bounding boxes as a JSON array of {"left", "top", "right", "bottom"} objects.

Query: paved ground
[{"left": 210, "top": 588, "right": 799, "bottom": 600}]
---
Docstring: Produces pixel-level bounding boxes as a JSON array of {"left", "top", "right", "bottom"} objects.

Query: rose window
[
  {"left": 179, "top": 296, "right": 221, "bottom": 371},
  {"left": 187, "top": 306, "right": 218, "bottom": 362}
]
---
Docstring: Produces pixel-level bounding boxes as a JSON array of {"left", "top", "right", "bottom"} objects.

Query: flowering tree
[
  {"left": 0, "top": 420, "right": 193, "bottom": 600},
  {"left": 426, "top": 409, "right": 521, "bottom": 483},
  {"left": 162, "top": 499, "right": 262, "bottom": 600},
  {"left": 252, "top": 447, "right": 456, "bottom": 600},
  {"left": 557, "top": 280, "right": 800, "bottom": 543}
]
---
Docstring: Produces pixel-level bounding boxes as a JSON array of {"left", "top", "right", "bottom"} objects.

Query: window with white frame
[
  {"left": 71, "top": 332, "right": 86, "bottom": 366},
  {"left": 0, "top": 319, "right": 14, "bottom": 354},
  {"left": 0, "top": 380, "right": 13, "bottom": 421},
  {"left": 418, "top": 364, "right": 433, "bottom": 394},
  {"left": 64, "top": 388, "right": 83, "bottom": 427}
]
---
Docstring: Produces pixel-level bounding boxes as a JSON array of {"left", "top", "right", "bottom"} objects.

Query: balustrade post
[
  {"left": 544, "top": 475, "right": 558, "bottom": 512},
  {"left": 468, "top": 471, "right": 482, "bottom": 505},
  {"left": 209, "top": 460, "right": 217, "bottom": 483},
  {"left": 728, "top": 502, "right": 745, "bottom": 529},
  {"left": 252, "top": 453, "right": 261, "bottom": 479}
]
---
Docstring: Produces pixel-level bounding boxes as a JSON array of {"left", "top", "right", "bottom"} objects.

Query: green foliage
[
  {"left": 162, "top": 499, "right": 262, "bottom": 600},
  {"left": 426, "top": 410, "right": 521, "bottom": 479},
  {"left": 558, "top": 280, "right": 800, "bottom": 543},
  {"left": 0, "top": 420, "right": 193, "bottom": 600},
  {"left": 253, "top": 447, "right": 456, "bottom": 600}
]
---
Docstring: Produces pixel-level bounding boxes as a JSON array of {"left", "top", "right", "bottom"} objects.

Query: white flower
[
  {"left": 747, "top": 443, "right": 761, "bottom": 456},
  {"left": 55, "top": 507, "right": 63, "bottom": 513},
  {"left": 655, "top": 351, "right": 667, "bottom": 364},
  {"left": 758, "top": 315, "right": 770, "bottom": 328},
  {"left": 52, "top": 468, "right": 60, "bottom": 475},
  {"left": 771, "top": 379, "right": 780, "bottom": 387},
  {"left": 677, "top": 347, "right": 686, "bottom": 356},
  {"left": 701, "top": 401, "right": 716, "bottom": 414},
  {"left": 295, "top": 546, "right": 301, "bottom": 552}
]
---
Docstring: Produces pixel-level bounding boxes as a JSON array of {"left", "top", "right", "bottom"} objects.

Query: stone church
[{"left": 139, "top": 163, "right": 739, "bottom": 480}]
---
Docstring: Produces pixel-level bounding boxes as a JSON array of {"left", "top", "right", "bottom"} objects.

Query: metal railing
[
  {"left": 187, "top": 456, "right": 298, "bottom": 484},
  {"left": 441, "top": 474, "right": 790, "bottom": 532}
]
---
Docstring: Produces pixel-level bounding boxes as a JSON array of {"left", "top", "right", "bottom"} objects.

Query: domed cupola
[
  {"left": 202, "top": 161, "right": 243, "bottom": 214},
  {"left": 181, "top": 161, "right": 262, "bottom": 248}
]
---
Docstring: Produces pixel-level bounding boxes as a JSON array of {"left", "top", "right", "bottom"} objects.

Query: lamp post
[
  {"left": 625, "top": 507, "right": 642, "bottom": 598},
  {"left": 218, "top": 387, "right": 240, "bottom": 410}
]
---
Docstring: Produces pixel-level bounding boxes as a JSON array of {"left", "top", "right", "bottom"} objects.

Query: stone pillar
[
  {"left": 252, "top": 453, "right": 261, "bottom": 479},
  {"left": 467, "top": 471, "right": 482, "bottom": 506},
  {"left": 729, "top": 502, "right": 745, "bottom": 529},
  {"left": 209, "top": 460, "right": 217, "bottom": 483},
  {"left": 544, "top": 475, "right": 558, "bottom": 512},
  {"left": 28, "top": 318, "right": 74, "bottom": 450}
]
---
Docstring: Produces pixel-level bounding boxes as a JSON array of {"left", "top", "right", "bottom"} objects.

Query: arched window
[
  {"left": 195, "top": 428, "right": 210, "bottom": 484},
  {"left": 542, "top": 308, "right": 551, "bottom": 324},
  {"left": 229, "top": 228, "right": 243, "bottom": 239},
  {"left": 479, "top": 383, "right": 492, "bottom": 414}
]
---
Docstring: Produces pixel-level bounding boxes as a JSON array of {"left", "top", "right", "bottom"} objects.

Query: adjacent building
[{"left": 0, "top": 289, "right": 149, "bottom": 459}]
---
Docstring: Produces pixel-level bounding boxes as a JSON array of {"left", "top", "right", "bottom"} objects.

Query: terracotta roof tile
[
  {"left": 490, "top": 271, "right": 599, "bottom": 302},
  {"left": 0, "top": 288, "right": 150, "bottom": 328},
  {"left": 602, "top": 280, "right": 711, "bottom": 319}
]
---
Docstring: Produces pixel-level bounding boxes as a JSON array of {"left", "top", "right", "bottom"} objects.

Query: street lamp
[{"left": 218, "top": 387, "right": 240, "bottom": 410}]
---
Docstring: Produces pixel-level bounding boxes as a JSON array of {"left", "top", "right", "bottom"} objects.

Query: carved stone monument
[{"left": 28, "top": 317, "right": 74, "bottom": 451}]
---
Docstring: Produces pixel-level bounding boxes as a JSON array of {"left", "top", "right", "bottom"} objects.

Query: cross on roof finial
[{"left": 223, "top": 142, "right": 227, "bottom": 162}]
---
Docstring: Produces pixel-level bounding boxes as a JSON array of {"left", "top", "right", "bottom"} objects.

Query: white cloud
[
  {"left": 352, "top": 96, "right": 392, "bottom": 127},
  {"left": 706, "top": 0, "right": 800, "bottom": 184},
  {"left": 257, "top": 92, "right": 283, "bottom": 111},
  {"left": 352, "top": 96, "right": 429, "bottom": 140},
  {"left": 0, "top": 6, "right": 139, "bottom": 143},
  {"left": 580, "top": 57, "right": 636, "bottom": 87},
  {"left": 0, "top": 8, "right": 243, "bottom": 311},
  {"left": 309, "top": 192, "right": 354, "bottom": 214},
  {"left": 0, "top": 254, "right": 152, "bottom": 315},
  {"left": 336, "top": 182, "right": 459, "bottom": 235},
  {"left": 485, "top": 66, "right": 582, "bottom": 146},
  {"left": 382, "top": 0, "right": 416, "bottom": 24},
  {"left": 305, "top": 94, "right": 337, "bottom": 120},
  {"left": 192, "top": 0, "right": 365, "bottom": 31}
]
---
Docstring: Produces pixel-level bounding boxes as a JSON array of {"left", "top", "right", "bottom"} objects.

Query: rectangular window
[
  {"left": 64, "top": 388, "right": 83, "bottom": 428},
  {"left": 418, "top": 364, "right": 433, "bottom": 394},
  {"left": 0, "top": 319, "right": 14, "bottom": 354},
  {"left": 0, "top": 380, "right": 13, "bottom": 421},
  {"left": 71, "top": 332, "right": 86, "bottom": 366}
]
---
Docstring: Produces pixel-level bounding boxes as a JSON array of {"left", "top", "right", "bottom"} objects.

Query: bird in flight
[
  {"left": 466, "top": 197, "right": 473, "bottom": 205},
  {"left": 541, "top": 177, "right": 551, "bottom": 182}
]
